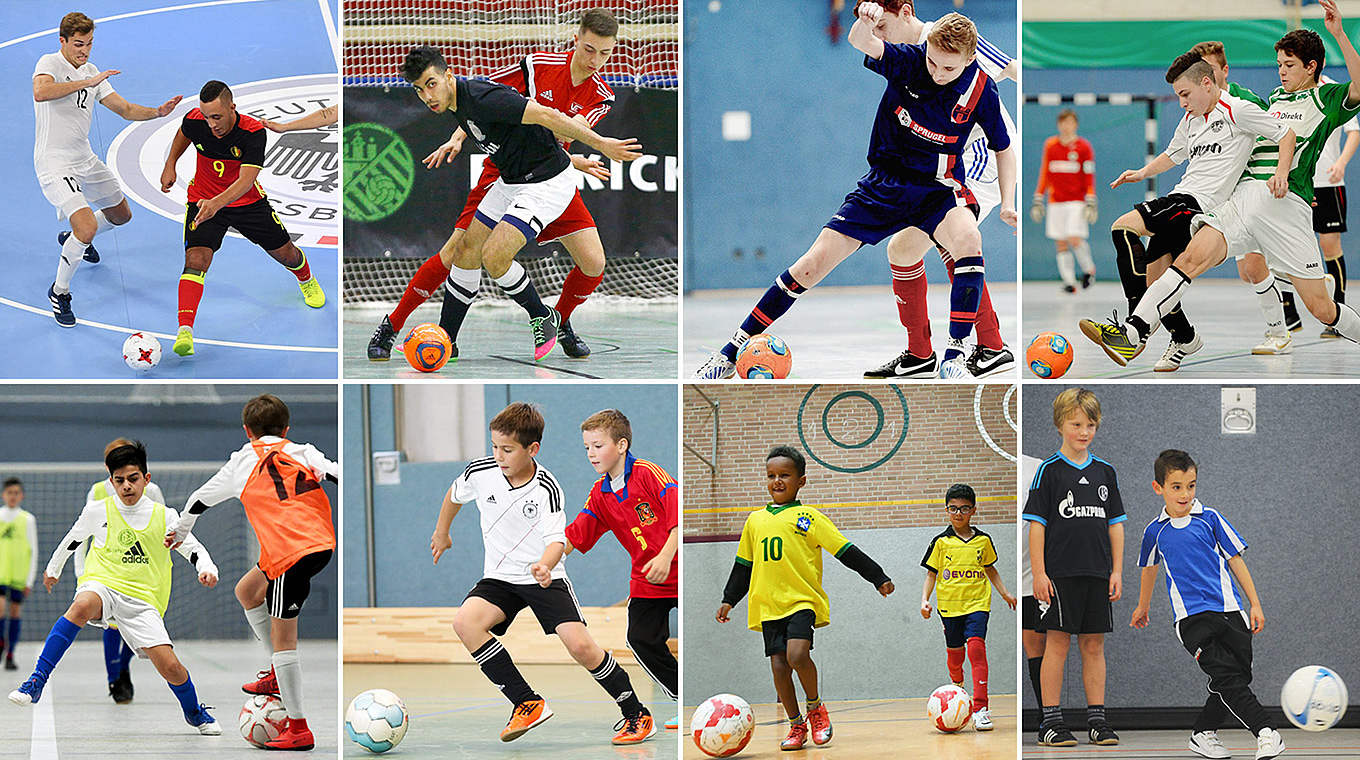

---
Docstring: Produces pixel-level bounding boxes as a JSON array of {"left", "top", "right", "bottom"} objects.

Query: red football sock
[
  {"left": 555, "top": 266, "right": 604, "bottom": 322},
  {"left": 285, "top": 251, "right": 312, "bottom": 283},
  {"left": 178, "top": 273, "right": 205, "bottom": 329},
  {"left": 966, "top": 637, "right": 989, "bottom": 709},
  {"left": 389, "top": 253, "right": 451, "bottom": 331},
  {"left": 946, "top": 646, "right": 965, "bottom": 685},
  {"left": 890, "top": 261, "right": 932, "bottom": 357},
  {"left": 945, "top": 259, "right": 1004, "bottom": 351}
]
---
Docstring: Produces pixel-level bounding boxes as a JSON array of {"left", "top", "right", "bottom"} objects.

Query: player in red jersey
[
  {"left": 368, "top": 9, "right": 620, "bottom": 362},
  {"left": 1032, "top": 109, "right": 1098, "bottom": 292},
  {"left": 159, "top": 80, "right": 325, "bottom": 357},
  {"left": 537, "top": 409, "right": 679, "bottom": 729}
]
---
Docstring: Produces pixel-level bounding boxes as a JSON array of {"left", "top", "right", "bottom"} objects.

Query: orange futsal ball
[
  {"left": 403, "top": 323, "right": 452, "bottom": 372},
  {"left": 1026, "top": 332, "right": 1074, "bottom": 378}
]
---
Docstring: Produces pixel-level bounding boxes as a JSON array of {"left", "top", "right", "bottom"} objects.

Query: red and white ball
[
  {"left": 926, "top": 684, "right": 972, "bottom": 732},
  {"left": 691, "top": 693, "right": 755, "bottom": 757},
  {"left": 239, "top": 694, "right": 288, "bottom": 747},
  {"left": 122, "top": 332, "right": 162, "bottom": 371}
]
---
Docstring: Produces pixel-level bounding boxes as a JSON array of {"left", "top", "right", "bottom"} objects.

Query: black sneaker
[
  {"left": 109, "top": 667, "right": 133, "bottom": 704},
  {"left": 368, "top": 316, "right": 397, "bottom": 361},
  {"left": 557, "top": 318, "right": 591, "bottom": 358},
  {"left": 1038, "top": 723, "right": 1078, "bottom": 746},
  {"left": 530, "top": 308, "right": 561, "bottom": 360},
  {"left": 48, "top": 283, "right": 75, "bottom": 327},
  {"left": 1063, "top": 284, "right": 1077, "bottom": 294},
  {"left": 1081, "top": 272, "right": 1094, "bottom": 289},
  {"left": 3, "top": 657, "right": 15, "bottom": 671},
  {"left": 1089, "top": 722, "right": 1120, "bottom": 745},
  {"left": 863, "top": 350, "right": 936, "bottom": 379},
  {"left": 58, "top": 230, "right": 99, "bottom": 263},
  {"left": 965, "top": 345, "right": 1015, "bottom": 378}
]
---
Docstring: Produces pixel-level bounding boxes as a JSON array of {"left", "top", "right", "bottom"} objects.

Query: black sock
[
  {"left": 1327, "top": 256, "right": 1347, "bottom": 304},
  {"left": 589, "top": 652, "right": 645, "bottom": 718},
  {"left": 438, "top": 288, "right": 472, "bottom": 343},
  {"left": 1282, "top": 290, "right": 1300, "bottom": 320},
  {"left": 1041, "top": 704, "right": 1063, "bottom": 728},
  {"left": 1112, "top": 228, "right": 1148, "bottom": 315},
  {"left": 471, "top": 639, "right": 539, "bottom": 705},
  {"left": 1160, "top": 305, "right": 1196, "bottom": 344},
  {"left": 1027, "top": 656, "right": 1043, "bottom": 709},
  {"left": 1088, "top": 704, "right": 1106, "bottom": 726},
  {"left": 1127, "top": 314, "right": 1152, "bottom": 341}
]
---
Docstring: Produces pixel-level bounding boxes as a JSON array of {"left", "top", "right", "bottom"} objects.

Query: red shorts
[{"left": 456, "top": 163, "right": 596, "bottom": 242}]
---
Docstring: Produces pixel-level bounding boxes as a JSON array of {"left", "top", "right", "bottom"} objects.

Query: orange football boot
[
  {"left": 501, "top": 699, "right": 553, "bottom": 742},
  {"left": 612, "top": 712, "right": 657, "bottom": 745},
  {"left": 264, "top": 717, "right": 314, "bottom": 751},
  {"left": 781, "top": 719, "right": 809, "bottom": 751}
]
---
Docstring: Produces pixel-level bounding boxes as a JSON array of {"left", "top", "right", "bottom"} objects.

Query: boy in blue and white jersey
[
  {"left": 695, "top": 5, "right": 1016, "bottom": 380},
  {"left": 1130, "top": 449, "right": 1282, "bottom": 760}
]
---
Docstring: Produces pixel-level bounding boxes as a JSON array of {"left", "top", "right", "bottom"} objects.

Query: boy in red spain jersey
[
  {"left": 167, "top": 394, "right": 338, "bottom": 751},
  {"left": 1032, "top": 109, "right": 1099, "bottom": 292},
  {"left": 545, "top": 409, "right": 679, "bottom": 727},
  {"left": 160, "top": 80, "right": 326, "bottom": 358},
  {"left": 368, "top": 9, "right": 622, "bottom": 362}
]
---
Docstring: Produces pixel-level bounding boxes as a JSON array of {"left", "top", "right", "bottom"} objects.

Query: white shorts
[
  {"left": 473, "top": 165, "right": 576, "bottom": 241},
  {"left": 75, "top": 580, "right": 170, "bottom": 656},
  {"left": 971, "top": 178, "right": 1000, "bottom": 223},
  {"left": 1193, "top": 180, "right": 1325, "bottom": 280},
  {"left": 37, "top": 155, "right": 125, "bottom": 221},
  {"left": 1046, "top": 200, "right": 1089, "bottom": 240}
]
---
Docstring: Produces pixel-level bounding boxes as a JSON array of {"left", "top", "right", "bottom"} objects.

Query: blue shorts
[
  {"left": 824, "top": 167, "right": 978, "bottom": 245},
  {"left": 0, "top": 586, "right": 25, "bottom": 604},
  {"left": 941, "top": 610, "right": 988, "bottom": 648}
]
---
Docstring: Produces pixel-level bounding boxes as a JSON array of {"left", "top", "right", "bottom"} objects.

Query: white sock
[
  {"left": 1330, "top": 301, "right": 1360, "bottom": 342},
  {"left": 493, "top": 260, "right": 529, "bottom": 293},
  {"left": 1252, "top": 278, "right": 1287, "bottom": 336},
  {"left": 53, "top": 232, "right": 87, "bottom": 293},
  {"left": 92, "top": 210, "right": 113, "bottom": 237},
  {"left": 1056, "top": 249, "right": 1077, "bottom": 286},
  {"left": 446, "top": 264, "right": 480, "bottom": 304},
  {"left": 1132, "top": 267, "right": 1192, "bottom": 335},
  {"left": 243, "top": 604, "right": 273, "bottom": 667},
  {"left": 1073, "top": 240, "right": 1096, "bottom": 274},
  {"left": 272, "top": 649, "right": 304, "bottom": 720}
]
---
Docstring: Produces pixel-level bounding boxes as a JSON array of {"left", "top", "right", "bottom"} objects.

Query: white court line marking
[
  {"left": 31, "top": 681, "right": 57, "bottom": 760},
  {"left": 0, "top": 0, "right": 270, "bottom": 50},
  {"left": 318, "top": 0, "right": 340, "bottom": 67},
  {"left": 0, "top": 297, "right": 336, "bottom": 353}
]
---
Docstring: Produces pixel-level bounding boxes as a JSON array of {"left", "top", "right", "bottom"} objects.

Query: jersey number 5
[
  {"left": 631, "top": 526, "right": 647, "bottom": 551},
  {"left": 761, "top": 536, "right": 783, "bottom": 562}
]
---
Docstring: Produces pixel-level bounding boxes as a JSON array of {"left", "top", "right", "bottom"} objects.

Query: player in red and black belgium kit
[
  {"left": 159, "top": 80, "right": 325, "bottom": 358},
  {"left": 557, "top": 409, "right": 678, "bottom": 728}
]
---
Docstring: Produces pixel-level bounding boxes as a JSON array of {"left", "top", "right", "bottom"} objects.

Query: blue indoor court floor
[{"left": 1, "top": 0, "right": 338, "bottom": 378}]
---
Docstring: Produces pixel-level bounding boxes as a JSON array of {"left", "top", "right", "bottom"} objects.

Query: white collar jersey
[
  {"left": 450, "top": 457, "right": 567, "bottom": 585},
  {"left": 1166, "top": 90, "right": 1288, "bottom": 210},
  {"left": 32, "top": 51, "right": 117, "bottom": 170}
]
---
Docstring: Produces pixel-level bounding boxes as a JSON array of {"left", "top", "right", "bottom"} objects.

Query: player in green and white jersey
[{"left": 1086, "top": 0, "right": 1360, "bottom": 365}]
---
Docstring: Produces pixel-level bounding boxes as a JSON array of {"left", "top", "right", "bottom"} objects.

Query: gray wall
[
  {"left": 684, "top": 524, "right": 1018, "bottom": 704},
  {"left": 1022, "top": 384, "right": 1360, "bottom": 710}
]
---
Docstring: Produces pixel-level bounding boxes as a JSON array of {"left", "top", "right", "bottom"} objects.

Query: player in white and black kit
[
  {"left": 399, "top": 46, "right": 642, "bottom": 361},
  {"left": 430, "top": 403, "right": 656, "bottom": 745},
  {"left": 33, "top": 12, "right": 182, "bottom": 327},
  {"left": 1093, "top": 53, "right": 1293, "bottom": 371}
]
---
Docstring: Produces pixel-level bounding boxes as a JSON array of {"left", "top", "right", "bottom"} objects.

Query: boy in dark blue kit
[{"left": 1130, "top": 449, "right": 1283, "bottom": 760}]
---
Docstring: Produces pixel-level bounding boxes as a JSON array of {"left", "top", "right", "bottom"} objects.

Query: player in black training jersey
[{"left": 399, "top": 46, "right": 641, "bottom": 361}]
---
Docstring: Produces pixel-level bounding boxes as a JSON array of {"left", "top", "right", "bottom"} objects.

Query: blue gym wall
[
  {"left": 1023, "top": 64, "right": 1360, "bottom": 280},
  {"left": 1021, "top": 384, "right": 1360, "bottom": 714},
  {"left": 684, "top": 0, "right": 1018, "bottom": 291},
  {"left": 343, "top": 384, "right": 679, "bottom": 612}
]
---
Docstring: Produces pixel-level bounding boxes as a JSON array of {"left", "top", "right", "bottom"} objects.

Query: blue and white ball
[
  {"left": 345, "top": 688, "right": 410, "bottom": 752},
  {"left": 1281, "top": 665, "right": 1348, "bottom": 731}
]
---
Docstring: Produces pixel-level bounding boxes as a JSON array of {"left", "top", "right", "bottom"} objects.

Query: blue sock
[
  {"left": 723, "top": 269, "right": 807, "bottom": 360},
  {"left": 34, "top": 617, "right": 81, "bottom": 682},
  {"left": 946, "top": 255, "right": 985, "bottom": 359},
  {"left": 168, "top": 673, "right": 201, "bottom": 717},
  {"left": 103, "top": 627, "right": 122, "bottom": 682},
  {"left": 119, "top": 641, "right": 135, "bottom": 674},
  {"left": 7, "top": 618, "right": 19, "bottom": 655}
]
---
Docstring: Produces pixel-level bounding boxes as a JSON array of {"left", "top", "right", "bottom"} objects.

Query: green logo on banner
[{"left": 344, "top": 123, "right": 414, "bottom": 222}]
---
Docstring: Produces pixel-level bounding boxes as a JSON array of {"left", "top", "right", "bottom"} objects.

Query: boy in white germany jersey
[
  {"left": 1087, "top": 0, "right": 1360, "bottom": 364},
  {"left": 430, "top": 402, "right": 656, "bottom": 745},
  {"left": 1089, "top": 53, "right": 1293, "bottom": 370},
  {"left": 7, "top": 442, "right": 221, "bottom": 737},
  {"left": 34, "top": 11, "right": 181, "bottom": 327},
  {"left": 855, "top": 0, "right": 1019, "bottom": 379}
]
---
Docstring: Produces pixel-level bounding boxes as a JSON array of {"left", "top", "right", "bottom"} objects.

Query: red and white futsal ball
[
  {"left": 239, "top": 694, "right": 288, "bottom": 747},
  {"left": 735, "top": 334, "right": 792, "bottom": 379},
  {"left": 926, "top": 684, "right": 972, "bottom": 733},
  {"left": 1027, "top": 331, "right": 1073, "bottom": 378},
  {"left": 403, "top": 323, "right": 452, "bottom": 372},
  {"left": 1281, "top": 665, "right": 1348, "bottom": 731},
  {"left": 691, "top": 693, "right": 755, "bottom": 757},
  {"left": 122, "top": 332, "right": 161, "bottom": 371}
]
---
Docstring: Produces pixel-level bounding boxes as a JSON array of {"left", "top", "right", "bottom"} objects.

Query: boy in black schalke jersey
[
  {"left": 400, "top": 46, "right": 641, "bottom": 361},
  {"left": 1023, "top": 388, "right": 1127, "bottom": 748}
]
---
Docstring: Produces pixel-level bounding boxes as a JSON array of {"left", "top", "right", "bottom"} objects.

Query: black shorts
[
  {"left": 265, "top": 549, "right": 332, "bottom": 620},
  {"left": 1039, "top": 576, "right": 1112, "bottom": 634},
  {"left": 465, "top": 577, "right": 586, "bottom": 636},
  {"left": 761, "top": 608, "right": 815, "bottom": 657},
  {"left": 184, "top": 198, "right": 292, "bottom": 253},
  {"left": 1134, "top": 193, "right": 1203, "bottom": 264},
  {"left": 1313, "top": 185, "right": 1348, "bottom": 233},
  {"left": 0, "top": 585, "right": 25, "bottom": 604},
  {"left": 1022, "top": 595, "right": 1047, "bottom": 633}
]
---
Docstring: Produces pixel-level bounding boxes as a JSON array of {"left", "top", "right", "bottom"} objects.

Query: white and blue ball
[
  {"left": 1281, "top": 665, "right": 1348, "bottom": 731},
  {"left": 345, "top": 688, "right": 410, "bottom": 752}
]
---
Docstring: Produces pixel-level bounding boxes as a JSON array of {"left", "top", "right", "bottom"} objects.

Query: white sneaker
[
  {"left": 1255, "top": 727, "right": 1285, "bottom": 760},
  {"left": 1250, "top": 331, "right": 1293, "bottom": 355},
  {"left": 693, "top": 351, "right": 735, "bottom": 379},
  {"left": 938, "top": 339, "right": 970, "bottom": 379},
  {"left": 1190, "top": 730, "right": 1231, "bottom": 759},
  {"left": 972, "top": 707, "right": 993, "bottom": 731},
  {"left": 1154, "top": 332, "right": 1204, "bottom": 372},
  {"left": 196, "top": 719, "right": 223, "bottom": 736}
]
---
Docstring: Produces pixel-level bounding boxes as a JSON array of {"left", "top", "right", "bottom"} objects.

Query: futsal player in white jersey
[
  {"left": 33, "top": 12, "right": 182, "bottom": 327},
  {"left": 857, "top": 0, "right": 1019, "bottom": 379},
  {"left": 430, "top": 402, "right": 655, "bottom": 745}
]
